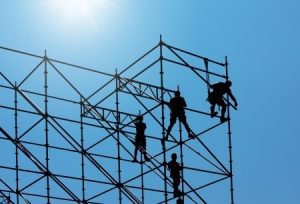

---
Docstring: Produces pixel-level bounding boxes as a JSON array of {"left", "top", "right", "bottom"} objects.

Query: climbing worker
[
  {"left": 163, "top": 91, "right": 194, "bottom": 141},
  {"left": 167, "top": 153, "right": 182, "bottom": 198},
  {"left": 208, "top": 80, "right": 238, "bottom": 122},
  {"left": 132, "top": 115, "right": 150, "bottom": 162}
]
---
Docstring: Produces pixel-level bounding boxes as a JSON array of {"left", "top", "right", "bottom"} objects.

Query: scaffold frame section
[{"left": 0, "top": 37, "right": 235, "bottom": 204}]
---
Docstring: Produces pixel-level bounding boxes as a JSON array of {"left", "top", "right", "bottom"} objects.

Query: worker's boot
[
  {"left": 188, "top": 132, "right": 195, "bottom": 139},
  {"left": 220, "top": 116, "right": 227, "bottom": 123},
  {"left": 210, "top": 107, "right": 217, "bottom": 118},
  {"left": 144, "top": 155, "right": 150, "bottom": 162}
]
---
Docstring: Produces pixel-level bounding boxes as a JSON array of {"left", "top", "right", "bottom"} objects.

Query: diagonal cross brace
[
  {"left": 0, "top": 127, "right": 81, "bottom": 203},
  {"left": 1, "top": 75, "right": 142, "bottom": 204},
  {"left": 0, "top": 190, "right": 14, "bottom": 204}
]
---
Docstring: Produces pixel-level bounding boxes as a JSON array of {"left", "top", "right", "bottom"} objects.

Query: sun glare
[{"left": 45, "top": 0, "right": 115, "bottom": 29}]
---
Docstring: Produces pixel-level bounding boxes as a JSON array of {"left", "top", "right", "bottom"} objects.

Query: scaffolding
[{"left": 0, "top": 37, "right": 236, "bottom": 204}]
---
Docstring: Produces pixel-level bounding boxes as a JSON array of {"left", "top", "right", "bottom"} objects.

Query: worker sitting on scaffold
[
  {"left": 163, "top": 90, "right": 195, "bottom": 141},
  {"left": 132, "top": 115, "right": 150, "bottom": 162}
]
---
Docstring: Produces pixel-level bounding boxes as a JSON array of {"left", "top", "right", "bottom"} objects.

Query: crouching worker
[{"left": 208, "top": 80, "right": 238, "bottom": 122}]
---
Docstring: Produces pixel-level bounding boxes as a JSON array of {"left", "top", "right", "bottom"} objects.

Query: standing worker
[
  {"left": 163, "top": 91, "right": 195, "bottom": 141},
  {"left": 132, "top": 115, "right": 149, "bottom": 162},
  {"left": 168, "top": 153, "right": 182, "bottom": 197}
]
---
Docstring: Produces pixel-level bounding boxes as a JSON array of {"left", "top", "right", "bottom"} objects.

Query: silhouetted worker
[
  {"left": 163, "top": 91, "right": 194, "bottom": 141},
  {"left": 208, "top": 80, "right": 238, "bottom": 122},
  {"left": 132, "top": 115, "right": 149, "bottom": 162},
  {"left": 168, "top": 153, "right": 182, "bottom": 197}
]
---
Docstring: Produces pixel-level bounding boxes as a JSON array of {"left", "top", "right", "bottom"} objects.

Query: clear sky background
[{"left": 0, "top": 0, "right": 300, "bottom": 204}]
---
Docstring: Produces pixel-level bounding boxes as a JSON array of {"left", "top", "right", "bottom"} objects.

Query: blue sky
[{"left": 0, "top": 0, "right": 300, "bottom": 203}]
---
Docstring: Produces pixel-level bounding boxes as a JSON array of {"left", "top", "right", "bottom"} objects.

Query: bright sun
[{"left": 45, "top": 0, "right": 114, "bottom": 28}]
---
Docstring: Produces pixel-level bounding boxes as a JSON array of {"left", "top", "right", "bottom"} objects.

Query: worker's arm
[
  {"left": 162, "top": 100, "right": 172, "bottom": 109},
  {"left": 167, "top": 162, "right": 171, "bottom": 170},
  {"left": 133, "top": 118, "right": 139, "bottom": 126},
  {"left": 228, "top": 90, "right": 238, "bottom": 107},
  {"left": 182, "top": 98, "right": 187, "bottom": 108}
]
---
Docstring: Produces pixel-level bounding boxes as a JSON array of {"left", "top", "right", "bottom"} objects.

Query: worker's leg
[
  {"left": 165, "top": 114, "right": 177, "bottom": 140},
  {"left": 209, "top": 95, "right": 218, "bottom": 117},
  {"left": 173, "top": 177, "right": 181, "bottom": 197},
  {"left": 179, "top": 114, "right": 195, "bottom": 138},
  {"left": 180, "top": 114, "right": 190, "bottom": 132},
  {"left": 132, "top": 138, "right": 139, "bottom": 162},
  {"left": 142, "top": 142, "right": 149, "bottom": 161},
  {"left": 210, "top": 103, "right": 218, "bottom": 117},
  {"left": 132, "top": 145, "right": 138, "bottom": 162},
  {"left": 218, "top": 99, "right": 227, "bottom": 122}
]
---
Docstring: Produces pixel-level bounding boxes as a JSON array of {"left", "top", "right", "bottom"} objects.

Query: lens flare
[{"left": 44, "top": 0, "right": 116, "bottom": 29}]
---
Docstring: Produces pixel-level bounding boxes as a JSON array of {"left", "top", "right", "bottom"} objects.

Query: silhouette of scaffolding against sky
[{"left": 0, "top": 37, "right": 236, "bottom": 204}]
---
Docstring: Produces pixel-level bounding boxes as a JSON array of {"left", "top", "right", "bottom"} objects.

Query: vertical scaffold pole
[
  {"left": 115, "top": 69, "right": 122, "bottom": 204},
  {"left": 44, "top": 51, "right": 50, "bottom": 204},
  {"left": 225, "top": 56, "right": 234, "bottom": 204},
  {"left": 159, "top": 35, "right": 168, "bottom": 203},
  {"left": 179, "top": 122, "right": 185, "bottom": 202},
  {"left": 80, "top": 98, "right": 86, "bottom": 203},
  {"left": 140, "top": 150, "right": 145, "bottom": 203},
  {"left": 14, "top": 82, "right": 20, "bottom": 204}
]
